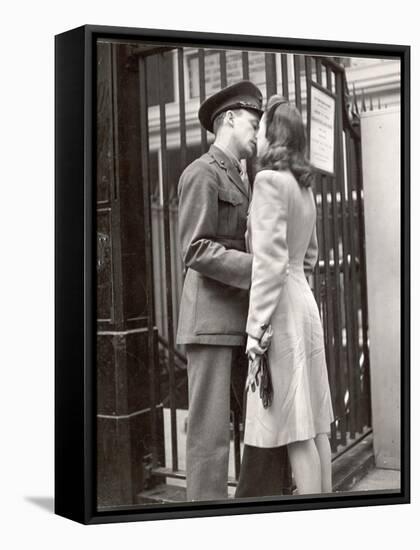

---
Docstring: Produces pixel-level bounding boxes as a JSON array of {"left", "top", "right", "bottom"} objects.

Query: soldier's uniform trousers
[{"left": 185, "top": 344, "right": 237, "bottom": 501}]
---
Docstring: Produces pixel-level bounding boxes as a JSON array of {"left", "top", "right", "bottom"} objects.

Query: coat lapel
[{"left": 209, "top": 145, "right": 249, "bottom": 199}]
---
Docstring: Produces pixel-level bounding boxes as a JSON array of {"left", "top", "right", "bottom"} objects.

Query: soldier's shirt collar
[{"left": 212, "top": 144, "right": 243, "bottom": 175}]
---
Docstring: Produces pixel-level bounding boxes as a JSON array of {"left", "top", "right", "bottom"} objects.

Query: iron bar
[
  {"left": 305, "top": 56, "right": 321, "bottom": 307},
  {"left": 326, "top": 65, "right": 332, "bottom": 90},
  {"left": 320, "top": 174, "right": 338, "bottom": 452},
  {"left": 361, "top": 89, "right": 367, "bottom": 112},
  {"left": 243, "top": 51, "right": 252, "bottom": 186},
  {"left": 138, "top": 55, "right": 158, "bottom": 469},
  {"left": 265, "top": 53, "right": 277, "bottom": 97},
  {"left": 352, "top": 83, "right": 360, "bottom": 116},
  {"left": 336, "top": 71, "right": 357, "bottom": 438},
  {"left": 242, "top": 51, "right": 250, "bottom": 80},
  {"left": 345, "top": 134, "right": 364, "bottom": 434},
  {"left": 281, "top": 53, "right": 289, "bottom": 99},
  {"left": 232, "top": 411, "right": 241, "bottom": 480},
  {"left": 315, "top": 57, "right": 322, "bottom": 84},
  {"left": 326, "top": 62, "right": 347, "bottom": 448},
  {"left": 314, "top": 60, "right": 337, "bottom": 450},
  {"left": 177, "top": 48, "right": 187, "bottom": 172},
  {"left": 293, "top": 55, "right": 302, "bottom": 111},
  {"left": 219, "top": 50, "right": 227, "bottom": 88},
  {"left": 157, "top": 52, "right": 178, "bottom": 470},
  {"left": 198, "top": 49, "right": 207, "bottom": 153},
  {"left": 353, "top": 136, "right": 372, "bottom": 427},
  {"left": 152, "top": 203, "right": 168, "bottom": 340}
]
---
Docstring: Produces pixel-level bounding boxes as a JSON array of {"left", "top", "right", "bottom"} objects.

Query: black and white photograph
[{"left": 88, "top": 29, "right": 408, "bottom": 515}]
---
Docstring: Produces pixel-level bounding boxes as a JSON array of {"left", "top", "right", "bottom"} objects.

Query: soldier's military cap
[{"left": 198, "top": 80, "right": 263, "bottom": 133}]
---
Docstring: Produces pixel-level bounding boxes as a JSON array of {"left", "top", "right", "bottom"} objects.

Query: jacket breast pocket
[{"left": 218, "top": 188, "right": 244, "bottom": 236}]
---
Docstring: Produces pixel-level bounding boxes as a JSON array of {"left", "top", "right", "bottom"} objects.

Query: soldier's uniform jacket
[{"left": 177, "top": 144, "right": 253, "bottom": 346}]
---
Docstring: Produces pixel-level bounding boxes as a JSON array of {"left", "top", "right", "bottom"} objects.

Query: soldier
[{"left": 176, "top": 80, "right": 263, "bottom": 501}]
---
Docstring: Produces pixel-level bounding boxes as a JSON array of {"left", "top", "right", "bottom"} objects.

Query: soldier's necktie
[{"left": 238, "top": 161, "right": 251, "bottom": 199}]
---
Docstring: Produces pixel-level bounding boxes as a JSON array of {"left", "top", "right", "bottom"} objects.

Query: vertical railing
[
  {"left": 344, "top": 130, "right": 363, "bottom": 434},
  {"left": 177, "top": 48, "right": 187, "bottom": 174},
  {"left": 198, "top": 49, "right": 207, "bottom": 154},
  {"left": 242, "top": 51, "right": 250, "bottom": 80},
  {"left": 219, "top": 50, "right": 227, "bottom": 88},
  {"left": 337, "top": 69, "right": 357, "bottom": 440},
  {"left": 281, "top": 54, "right": 289, "bottom": 99},
  {"left": 305, "top": 56, "right": 322, "bottom": 309},
  {"left": 138, "top": 55, "right": 159, "bottom": 471},
  {"left": 293, "top": 55, "right": 302, "bottom": 111},
  {"left": 265, "top": 53, "right": 277, "bottom": 97},
  {"left": 315, "top": 58, "right": 338, "bottom": 450},
  {"left": 326, "top": 65, "right": 347, "bottom": 450},
  {"left": 353, "top": 132, "right": 372, "bottom": 427},
  {"left": 156, "top": 52, "right": 178, "bottom": 471}
]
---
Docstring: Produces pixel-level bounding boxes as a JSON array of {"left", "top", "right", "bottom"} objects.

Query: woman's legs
[
  {"left": 314, "top": 433, "right": 332, "bottom": 493},
  {"left": 287, "top": 434, "right": 332, "bottom": 495},
  {"left": 287, "top": 439, "right": 321, "bottom": 494}
]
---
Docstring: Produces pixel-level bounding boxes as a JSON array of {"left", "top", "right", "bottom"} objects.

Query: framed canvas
[{"left": 55, "top": 24, "right": 410, "bottom": 524}]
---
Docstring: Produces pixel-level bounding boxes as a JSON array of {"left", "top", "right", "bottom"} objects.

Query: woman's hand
[{"left": 246, "top": 335, "right": 265, "bottom": 360}]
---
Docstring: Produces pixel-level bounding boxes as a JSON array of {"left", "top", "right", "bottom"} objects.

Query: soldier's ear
[{"left": 226, "top": 110, "right": 235, "bottom": 127}]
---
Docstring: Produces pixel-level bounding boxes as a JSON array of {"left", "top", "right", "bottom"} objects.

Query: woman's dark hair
[{"left": 258, "top": 95, "right": 314, "bottom": 188}]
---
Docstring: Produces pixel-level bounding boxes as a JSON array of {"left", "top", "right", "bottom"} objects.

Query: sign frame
[{"left": 308, "top": 80, "right": 337, "bottom": 176}]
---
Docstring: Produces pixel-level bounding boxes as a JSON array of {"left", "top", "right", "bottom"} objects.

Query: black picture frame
[{"left": 55, "top": 24, "right": 410, "bottom": 525}]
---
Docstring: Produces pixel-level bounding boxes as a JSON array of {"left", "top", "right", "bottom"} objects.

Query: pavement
[
  {"left": 138, "top": 465, "right": 401, "bottom": 504},
  {"left": 350, "top": 466, "right": 400, "bottom": 492}
]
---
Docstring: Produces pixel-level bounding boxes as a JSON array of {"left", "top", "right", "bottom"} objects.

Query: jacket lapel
[{"left": 209, "top": 145, "right": 250, "bottom": 199}]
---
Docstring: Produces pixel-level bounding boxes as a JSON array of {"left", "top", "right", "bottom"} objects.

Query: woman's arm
[
  {"left": 303, "top": 222, "right": 319, "bottom": 276},
  {"left": 246, "top": 170, "right": 290, "bottom": 341}
]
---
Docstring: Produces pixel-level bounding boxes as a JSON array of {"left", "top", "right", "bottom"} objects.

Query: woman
[{"left": 236, "top": 95, "right": 334, "bottom": 496}]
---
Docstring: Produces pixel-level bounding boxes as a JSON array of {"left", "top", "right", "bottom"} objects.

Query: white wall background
[
  {"left": 0, "top": 1, "right": 417, "bottom": 549},
  {"left": 362, "top": 107, "right": 401, "bottom": 470}
]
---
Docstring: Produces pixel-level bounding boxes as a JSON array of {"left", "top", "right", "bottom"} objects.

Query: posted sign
[{"left": 309, "top": 85, "right": 335, "bottom": 175}]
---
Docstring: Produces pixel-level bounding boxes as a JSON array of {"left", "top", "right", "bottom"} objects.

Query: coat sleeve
[
  {"left": 246, "top": 171, "right": 290, "bottom": 340},
  {"left": 303, "top": 222, "right": 319, "bottom": 276},
  {"left": 178, "top": 160, "right": 252, "bottom": 290}
]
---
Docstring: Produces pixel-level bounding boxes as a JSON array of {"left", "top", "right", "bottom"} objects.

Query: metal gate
[{"left": 96, "top": 41, "right": 372, "bottom": 503}]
